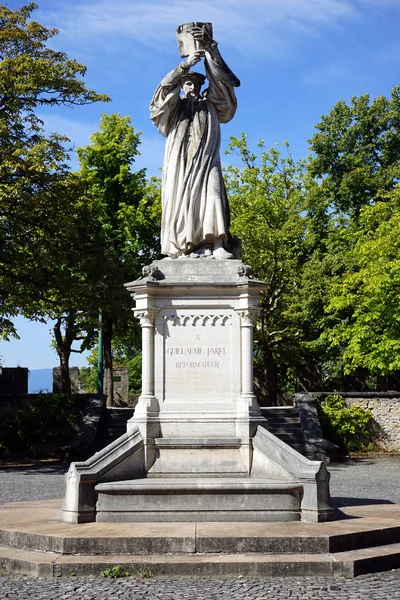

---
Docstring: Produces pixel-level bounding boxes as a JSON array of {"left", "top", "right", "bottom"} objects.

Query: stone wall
[
  {"left": 0, "top": 367, "right": 28, "bottom": 394},
  {"left": 344, "top": 396, "right": 400, "bottom": 452}
]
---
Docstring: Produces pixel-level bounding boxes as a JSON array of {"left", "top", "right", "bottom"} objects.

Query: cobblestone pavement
[
  {"left": 1, "top": 571, "right": 400, "bottom": 599},
  {"left": 1, "top": 456, "right": 399, "bottom": 506},
  {"left": 0, "top": 457, "right": 399, "bottom": 598}
]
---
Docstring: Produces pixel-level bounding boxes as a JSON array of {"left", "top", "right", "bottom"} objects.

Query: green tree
[
  {"left": 308, "top": 86, "right": 400, "bottom": 218},
  {"left": 305, "top": 86, "right": 400, "bottom": 386},
  {"left": 225, "top": 135, "right": 309, "bottom": 402},
  {"left": 0, "top": 3, "right": 110, "bottom": 340},
  {"left": 80, "top": 346, "right": 142, "bottom": 396},
  {"left": 326, "top": 188, "right": 400, "bottom": 375},
  {"left": 75, "top": 114, "right": 161, "bottom": 400}
]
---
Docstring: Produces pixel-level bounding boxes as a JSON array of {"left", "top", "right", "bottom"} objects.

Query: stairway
[
  {"left": 96, "top": 406, "right": 307, "bottom": 456},
  {"left": 96, "top": 407, "right": 134, "bottom": 450},
  {"left": 260, "top": 406, "right": 307, "bottom": 456}
]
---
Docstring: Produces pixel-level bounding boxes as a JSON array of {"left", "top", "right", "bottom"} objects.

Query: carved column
[
  {"left": 134, "top": 309, "right": 158, "bottom": 398},
  {"left": 237, "top": 309, "right": 259, "bottom": 397}
]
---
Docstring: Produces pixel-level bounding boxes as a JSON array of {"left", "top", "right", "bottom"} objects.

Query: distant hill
[{"left": 28, "top": 368, "right": 52, "bottom": 393}]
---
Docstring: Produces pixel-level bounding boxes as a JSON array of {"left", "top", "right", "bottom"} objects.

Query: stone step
[
  {"left": 104, "top": 427, "right": 128, "bottom": 435},
  {"left": 267, "top": 426, "right": 303, "bottom": 435},
  {"left": 154, "top": 437, "right": 243, "bottom": 449},
  {"left": 95, "top": 409, "right": 135, "bottom": 450},
  {"left": 1, "top": 543, "right": 399, "bottom": 578},
  {"left": 333, "top": 543, "right": 400, "bottom": 577},
  {"left": 262, "top": 416, "right": 301, "bottom": 425},
  {"left": 262, "top": 410, "right": 300, "bottom": 417},
  {"left": 104, "top": 408, "right": 135, "bottom": 416},
  {"left": 1, "top": 500, "right": 400, "bottom": 578},
  {"left": 272, "top": 433, "right": 304, "bottom": 442},
  {"left": 2, "top": 501, "right": 400, "bottom": 555},
  {"left": 101, "top": 409, "right": 134, "bottom": 421},
  {"left": 259, "top": 406, "right": 307, "bottom": 456},
  {"left": 260, "top": 407, "right": 299, "bottom": 413},
  {"left": 95, "top": 478, "right": 304, "bottom": 523}
]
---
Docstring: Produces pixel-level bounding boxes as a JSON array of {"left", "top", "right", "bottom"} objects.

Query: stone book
[{"left": 176, "top": 22, "right": 213, "bottom": 57}]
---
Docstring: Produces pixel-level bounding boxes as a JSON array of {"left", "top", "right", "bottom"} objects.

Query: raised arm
[
  {"left": 150, "top": 52, "right": 202, "bottom": 136},
  {"left": 190, "top": 25, "right": 240, "bottom": 123}
]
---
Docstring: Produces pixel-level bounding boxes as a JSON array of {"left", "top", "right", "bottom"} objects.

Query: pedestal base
[
  {"left": 61, "top": 260, "right": 334, "bottom": 524},
  {"left": 95, "top": 477, "right": 303, "bottom": 522}
]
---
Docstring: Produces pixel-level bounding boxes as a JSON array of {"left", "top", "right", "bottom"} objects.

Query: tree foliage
[
  {"left": 225, "top": 135, "right": 309, "bottom": 401},
  {"left": 224, "top": 86, "right": 400, "bottom": 397},
  {"left": 0, "top": 3, "right": 110, "bottom": 340},
  {"left": 317, "top": 395, "right": 374, "bottom": 452},
  {"left": 308, "top": 86, "right": 400, "bottom": 218},
  {"left": 326, "top": 189, "right": 400, "bottom": 375},
  {"left": 74, "top": 113, "right": 161, "bottom": 396},
  {"left": 306, "top": 86, "right": 400, "bottom": 383}
]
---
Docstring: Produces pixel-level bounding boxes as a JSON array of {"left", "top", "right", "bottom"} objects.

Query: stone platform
[
  {"left": 1, "top": 499, "right": 399, "bottom": 578},
  {"left": 95, "top": 477, "right": 303, "bottom": 522}
]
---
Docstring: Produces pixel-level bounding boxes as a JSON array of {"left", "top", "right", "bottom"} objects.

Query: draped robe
[{"left": 150, "top": 50, "right": 238, "bottom": 257}]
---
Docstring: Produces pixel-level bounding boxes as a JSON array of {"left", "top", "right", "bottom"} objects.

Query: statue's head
[{"left": 180, "top": 71, "right": 206, "bottom": 99}]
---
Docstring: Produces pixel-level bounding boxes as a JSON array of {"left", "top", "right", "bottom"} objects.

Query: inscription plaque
[{"left": 163, "top": 313, "right": 232, "bottom": 402}]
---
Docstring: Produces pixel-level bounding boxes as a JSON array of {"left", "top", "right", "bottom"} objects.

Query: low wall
[{"left": 344, "top": 395, "right": 400, "bottom": 452}]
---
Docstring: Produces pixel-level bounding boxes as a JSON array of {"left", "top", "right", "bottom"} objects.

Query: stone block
[{"left": 52, "top": 367, "right": 79, "bottom": 393}]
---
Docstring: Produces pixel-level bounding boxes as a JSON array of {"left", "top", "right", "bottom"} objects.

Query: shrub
[
  {"left": 317, "top": 394, "right": 374, "bottom": 452},
  {"left": 0, "top": 393, "right": 83, "bottom": 457}
]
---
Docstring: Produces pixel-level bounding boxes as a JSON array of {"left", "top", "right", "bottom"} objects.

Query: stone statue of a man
[{"left": 150, "top": 24, "right": 240, "bottom": 259}]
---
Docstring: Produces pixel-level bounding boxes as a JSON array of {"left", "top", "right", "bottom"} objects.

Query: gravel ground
[{"left": 0, "top": 457, "right": 399, "bottom": 599}]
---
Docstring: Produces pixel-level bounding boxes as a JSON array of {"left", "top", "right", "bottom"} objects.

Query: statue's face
[{"left": 181, "top": 78, "right": 200, "bottom": 99}]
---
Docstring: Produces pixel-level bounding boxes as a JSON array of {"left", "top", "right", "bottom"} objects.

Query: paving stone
[{"left": 1, "top": 459, "right": 400, "bottom": 597}]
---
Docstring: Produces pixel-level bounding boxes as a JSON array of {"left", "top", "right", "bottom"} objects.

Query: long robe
[{"left": 150, "top": 50, "right": 239, "bottom": 257}]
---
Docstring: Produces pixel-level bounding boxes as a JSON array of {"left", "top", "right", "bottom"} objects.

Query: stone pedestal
[
  {"left": 61, "top": 259, "right": 334, "bottom": 524},
  {"left": 127, "top": 259, "right": 266, "bottom": 475}
]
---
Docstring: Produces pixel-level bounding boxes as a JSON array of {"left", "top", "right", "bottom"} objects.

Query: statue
[{"left": 150, "top": 23, "right": 240, "bottom": 259}]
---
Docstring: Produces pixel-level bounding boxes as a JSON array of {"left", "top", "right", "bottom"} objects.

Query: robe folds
[{"left": 150, "top": 50, "right": 239, "bottom": 257}]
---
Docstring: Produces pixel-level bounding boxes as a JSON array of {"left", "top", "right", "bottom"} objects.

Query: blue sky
[{"left": 1, "top": 0, "right": 400, "bottom": 370}]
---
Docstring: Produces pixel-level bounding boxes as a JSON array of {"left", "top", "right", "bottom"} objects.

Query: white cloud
[{"left": 39, "top": 0, "right": 359, "bottom": 57}]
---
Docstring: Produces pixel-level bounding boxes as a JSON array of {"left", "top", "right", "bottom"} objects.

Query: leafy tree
[
  {"left": 74, "top": 114, "right": 161, "bottom": 400},
  {"left": 0, "top": 3, "right": 110, "bottom": 340},
  {"left": 325, "top": 188, "right": 400, "bottom": 375},
  {"left": 308, "top": 86, "right": 400, "bottom": 218},
  {"left": 305, "top": 86, "right": 400, "bottom": 385},
  {"left": 80, "top": 347, "right": 142, "bottom": 397},
  {"left": 225, "top": 135, "right": 309, "bottom": 402}
]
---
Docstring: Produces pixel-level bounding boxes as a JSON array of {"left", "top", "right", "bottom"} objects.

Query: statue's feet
[
  {"left": 196, "top": 245, "right": 213, "bottom": 257},
  {"left": 213, "top": 246, "right": 233, "bottom": 260}
]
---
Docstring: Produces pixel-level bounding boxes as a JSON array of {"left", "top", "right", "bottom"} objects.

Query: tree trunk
[
  {"left": 103, "top": 312, "right": 113, "bottom": 407},
  {"left": 53, "top": 317, "right": 72, "bottom": 393},
  {"left": 254, "top": 346, "right": 278, "bottom": 406}
]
